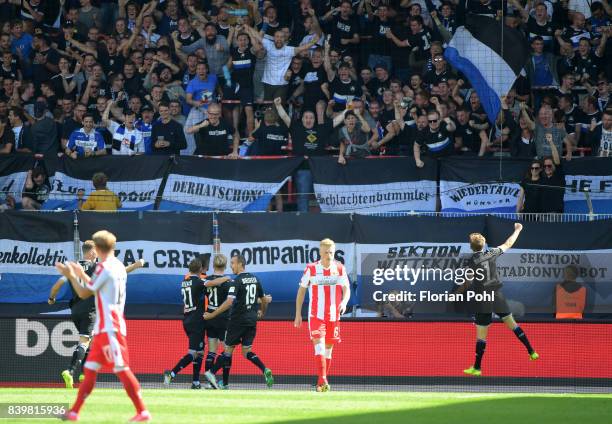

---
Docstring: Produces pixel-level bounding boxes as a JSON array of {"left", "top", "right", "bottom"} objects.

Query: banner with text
[
  {"left": 43, "top": 155, "right": 170, "bottom": 210},
  {"left": 0, "top": 155, "right": 36, "bottom": 204},
  {"left": 439, "top": 157, "right": 529, "bottom": 213},
  {"left": 78, "top": 211, "right": 213, "bottom": 304},
  {"left": 564, "top": 157, "right": 612, "bottom": 213},
  {"left": 354, "top": 214, "right": 612, "bottom": 315},
  {"left": 0, "top": 211, "right": 74, "bottom": 303},
  {"left": 217, "top": 213, "right": 354, "bottom": 302},
  {"left": 310, "top": 157, "right": 437, "bottom": 213},
  {"left": 159, "top": 157, "right": 303, "bottom": 211}
]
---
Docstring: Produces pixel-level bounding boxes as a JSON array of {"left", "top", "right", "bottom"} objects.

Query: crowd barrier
[{"left": 1, "top": 154, "right": 612, "bottom": 214}]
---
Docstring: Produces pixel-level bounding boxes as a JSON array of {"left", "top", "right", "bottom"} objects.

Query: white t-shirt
[
  {"left": 599, "top": 127, "right": 612, "bottom": 157},
  {"left": 108, "top": 121, "right": 144, "bottom": 155},
  {"left": 262, "top": 38, "right": 295, "bottom": 86},
  {"left": 568, "top": 0, "right": 591, "bottom": 19}
]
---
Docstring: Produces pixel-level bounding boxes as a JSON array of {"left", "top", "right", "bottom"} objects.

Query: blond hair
[
  {"left": 213, "top": 254, "right": 227, "bottom": 270},
  {"left": 92, "top": 230, "right": 116, "bottom": 253},
  {"left": 469, "top": 233, "right": 486, "bottom": 252},
  {"left": 320, "top": 238, "right": 335, "bottom": 248}
]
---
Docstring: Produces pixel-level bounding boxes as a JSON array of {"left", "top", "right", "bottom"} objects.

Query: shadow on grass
[{"left": 269, "top": 396, "right": 612, "bottom": 424}]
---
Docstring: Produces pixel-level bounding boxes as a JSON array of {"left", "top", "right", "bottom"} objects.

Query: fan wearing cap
[
  {"left": 101, "top": 96, "right": 144, "bottom": 156},
  {"left": 136, "top": 103, "right": 157, "bottom": 155}
]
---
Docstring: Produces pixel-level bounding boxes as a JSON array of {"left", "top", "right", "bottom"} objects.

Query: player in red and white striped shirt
[
  {"left": 294, "top": 238, "right": 350, "bottom": 392},
  {"left": 55, "top": 230, "right": 150, "bottom": 422}
]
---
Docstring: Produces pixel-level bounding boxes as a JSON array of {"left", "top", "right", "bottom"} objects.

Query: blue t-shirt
[
  {"left": 532, "top": 54, "right": 553, "bottom": 86},
  {"left": 11, "top": 34, "right": 33, "bottom": 59},
  {"left": 67, "top": 128, "right": 106, "bottom": 157},
  {"left": 186, "top": 75, "right": 218, "bottom": 110}
]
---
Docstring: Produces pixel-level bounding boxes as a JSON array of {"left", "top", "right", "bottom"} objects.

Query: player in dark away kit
[
  {"left": 203, "top": 255, "right": 273, "bottom": 389},
  {"left": 461, "top": 223, "right": 539, "bottom": 376},
  {"left": 163, "top": 258, "right": 229, "bottom": 389}
]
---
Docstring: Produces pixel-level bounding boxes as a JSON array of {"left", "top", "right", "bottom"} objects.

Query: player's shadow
[{"left": 268, "top": 395, "right": 612, "bottom": 424}]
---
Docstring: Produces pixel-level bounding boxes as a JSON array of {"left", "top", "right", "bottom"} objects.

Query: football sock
[
  {"left": 205, "top": 352, "right": 217, "bottom": 372},
  {"left": 315, "top": 354, "right": 326, "bottom": 386},
  {"left": 192, "top": 354, "right": 203, "bottom": 383},
  {"left": 513, "top": 326, "right": 534, "bottom": 354},
  {"left": 69, "top": 344, "right": 87, "bottom": 375},
  {"left": 71, "top": 368, "right": 97, "bottom": 414},
  {"left": 221, "top": 353, "right": 233, "bottom": 387},
  {"left": 474, "top": 339, "right": 486, "bottom": 370},
  {"left": 172, "top": 353, "right": 194, "bottom": 376},
  {"left": 246, "top": 352, "right": 266, "bottom": 373},
  {"left": 117, "top": 369, "right": 146, "bottom": 414},
  {"left": 325, "top": 348, "right": 333, "bottom": 376}
]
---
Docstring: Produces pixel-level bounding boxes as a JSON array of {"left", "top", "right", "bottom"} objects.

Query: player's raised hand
[
  {"left": 68, "top": 261, "right": 87, "bottom": 280},
  {"left": 294, "top": 315, "right": 302, "bottom": 328},
  {"left": 514, "top": 223, "right": 523, "bottom": 232}
]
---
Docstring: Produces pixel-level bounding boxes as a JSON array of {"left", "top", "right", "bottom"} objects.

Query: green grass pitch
[{"left": 1, "top": 389, "right": 610, "bottom": 423}]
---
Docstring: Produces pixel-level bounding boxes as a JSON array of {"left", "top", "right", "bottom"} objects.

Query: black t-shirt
[
  {"left": 195, "top": 120, "right": 234, "bottom": 156},
  {"left": 231, "top": 47, "right": 256, "bottom": 89},
  {"left": 391, "top": 24, "right": 411, "bottom": 69},
  {"left": 178, "top": 31, "right": 201, "bottom": 47},
  {"left": 330, "top": 77, "right": 362, "bottom": 112},
  {"left": 329, "top": 15, "right": 358, "bottom": 54},
  {"left": 69, "top": 260, "right": 96, "bottom": 315},
  {"left": 455, "top": 120, "right": 482, "bottom": 153},
  {"left": 469, "top": 247, "right": 504, "bottom": 290},
  {"left": 61, "top": 118, "right": 81, "bottom": 141},
  {"left": 290, "top": 120, "right": 332, "bottom": 156},
  {"left": 182, "top": 275, "right": 206, "bottom": 324},
  {"left": 539, "top": 165, "right": 565, "bottom": 213},
  {"left": 417, "top": 122, "right": 454, "bottom": 157},
  {"left": 520, "top": 176, "right": 542, "bottom": 213},
  {"left": 0, "top": 126, "right": 15, "bottom": 152},
  {"left": 227, "top": 272, "right": 264, "bottom": 326},
  {"left": 526, "top": 16, "right": 556, "bottom": 50},
  {"left": 151, "top": 119, "right": 187, "bottom": 154},
  {"left": 302, "top": 63, "right": 328, "bottom": 105},
  {"left": 369, "top": 77, "right": 390, "bottom": 100},
  {"left": 287, "top": 67, "right": 306, "bottom": 99},
  {"left": 251, "top": 122, "right": 289, "bottom": 155},
  {"left": 467, "top": 0, "right": 503, "bottom": 18},
  {"left": 205, "top": 274, "right": 231, "bottom": 319},
  {"left": 563, "top": 106, "right": 580, "bottom": 134},
  {"left": 22, "top": 179, "right": 50, "bottom": 204},
  {"left": 406, "top": 29, "right": 432, "bottom": 61},
  {"left": 370, "top": 17, "right": 393, "bottom": 56}
]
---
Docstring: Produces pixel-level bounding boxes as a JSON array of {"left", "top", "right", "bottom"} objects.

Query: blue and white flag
[
  {"left": 44, "top": 156, "right": 169, "bottom": 210},
  {"left": 444, "top": 15, "right": 528, "bottom": 123},
  {"left": 159, "top": 157, "right": 303, "bottom": 211}
]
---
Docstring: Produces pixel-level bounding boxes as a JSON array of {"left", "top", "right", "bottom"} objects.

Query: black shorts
[
  {"left": 224, "top": 323, "right": 256, "bottom": 347},
  {"left": 474, "top": 312, "right": 512, "bottom": 326},
  {"left": 206, "top": 317, "right": 228, "bottom": 341},
  {"left": 223, "top": 84, "right": 254, "bottom": 107},
  {"left": 71, "top": 310, "right": 95, "bottom": 337},
  {"left": 183, "top": 319, "right": 205, "bottom": 351}
]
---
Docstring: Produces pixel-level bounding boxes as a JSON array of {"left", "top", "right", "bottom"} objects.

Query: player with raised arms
[
  {"left": 163, "top": 258, "right": 229, "bottom": 389},
  {"left": 203, "top": 255, "right": 273, "bottom": 389},
  {"left": 462, "top": 223, "right": 539, "bottom": 376},
  {"left": 294, "top": 238, "right": 351, "bottom": 392},
  {"left": 55, "top": 230, "right": 150, "bottom": 422},
  {"left": 49, "top": 240, "right": 145, "bottom": 388}
]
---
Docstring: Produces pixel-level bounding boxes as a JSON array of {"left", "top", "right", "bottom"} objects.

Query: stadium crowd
[{"left": 0, "top": 0, "right": 610, "bottom": 213}]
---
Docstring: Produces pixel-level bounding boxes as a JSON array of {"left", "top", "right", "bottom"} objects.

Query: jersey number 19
[{"left": 246, "top": 284, "right": 257, "bottom": 306}]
